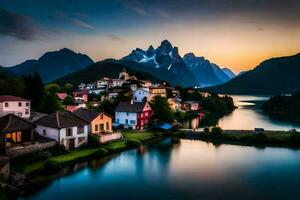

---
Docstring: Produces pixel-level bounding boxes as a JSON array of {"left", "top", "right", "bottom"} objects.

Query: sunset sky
[{"left": 1, "top": 0, "right": 300, "bottom": 73}]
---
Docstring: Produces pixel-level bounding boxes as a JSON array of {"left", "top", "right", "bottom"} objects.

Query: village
[{"left": 0, "top": 69, "right": 209, "bottom": 185}]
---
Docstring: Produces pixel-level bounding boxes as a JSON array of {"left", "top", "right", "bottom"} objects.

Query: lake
[
  {"left": 184, "top": 95, "right": 300, "bottom": 131},
  {"left": 21, "top": 138, "right": 300, "bottom": 200}
]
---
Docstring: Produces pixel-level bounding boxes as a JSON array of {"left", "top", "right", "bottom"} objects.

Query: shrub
[
  {"left": 210, "top": 127, "right": 223, "bottom": 136},
  {"left": 125, "top": 139, "right": 142, "bottom": 147},
  {"left": 289, "top": 131, "right": 300, "bottom": 143},
  {"left": 254, "top": 133, "right": 268, "bottom": 143},
  {"left": 88, "top": 134, "right": 100, "bottom": 146},
  {"left": 204, "top": 127, "right": 210, "bottom": 133},
  {"left": 38, "top": 151, "right": 52, "bottom": 159},
  {"left": 91, "top": 148, "right": 108, "bottom": 158}
]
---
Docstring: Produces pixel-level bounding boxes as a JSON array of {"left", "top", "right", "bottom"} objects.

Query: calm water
[
  {"left": 21, "top": 138, "right": 300, "bottom": 200},
  {"left": 184, "top": 95, "right": 300, "bottom": 131}
]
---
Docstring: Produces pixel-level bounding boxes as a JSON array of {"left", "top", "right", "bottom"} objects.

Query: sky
[{"left": 0, "top": 0, "right": 300, "bottom": 73}]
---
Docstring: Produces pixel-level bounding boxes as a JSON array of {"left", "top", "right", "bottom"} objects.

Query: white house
[
  {"left": 114, "top": 100, "right": 152, "bottom": 130},
  {"left": 35, "top": 112, "right": 89, "bottom": 150},
  {"left": 132, "top": 88, "right": 150, "bottom": 102},
  {"left": 0, "top": 95, "right": 30, "bottom": 118}
]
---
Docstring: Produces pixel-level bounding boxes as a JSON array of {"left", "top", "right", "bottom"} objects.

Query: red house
[{"left": 115, "top": 100, "right": 152, "bottom": 130}]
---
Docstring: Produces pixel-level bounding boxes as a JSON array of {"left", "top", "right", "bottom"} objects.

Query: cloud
[
  {"left": 122, "top": 0, "right": 150, "bottom": 16},
  {"left": 107, "top": 33, "right": 123, "bottom": 41},
  {"left": 55, "top": 11, "right": 94, "bottom": 30},
  {"left": 0, "top": 8, "right": 36, "bottom": 41}
]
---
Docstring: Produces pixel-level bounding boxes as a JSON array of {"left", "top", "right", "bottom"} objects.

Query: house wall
[
  {"left": 36, "top": 125, "right": 89, "bottom": 150},
  {"left": 136, "top": 102, "right": 152, "bottom": 130},
  {"left": 149, "top": 88, "right": 167, "bottom": 101},
  {"left": 133, "top": 89, "right": 150, "bottom": 102},
  {"left": 0, "top": 101, "right": 30, "bottom": 118},
  {"left": 59, "top": 125, "right": 89, "bottom": 149},
  {"left": 36, "top": 125, "right": 60, "bottom": 141},
  {"left": 91, "top": 113, "right": 113, "bottom": 134},
  {"left": 115, "top": 111, "right": 137, "bottom": 129}
]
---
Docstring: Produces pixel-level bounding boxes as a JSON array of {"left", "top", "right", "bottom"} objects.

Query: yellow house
[{"left": 73, "top": 108, "right": 113, "bottom": 134}]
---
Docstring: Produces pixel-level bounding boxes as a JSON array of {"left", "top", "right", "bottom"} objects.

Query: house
[
  {"left": 115, "top": 100, "right": 152, "bottom": 130},
  {"left": 73, "top": 107, "right": 113, "bottom": 134},
  {"left": 0, "top": 95, "right": 31, "bottom": 118},
  {"left": 182, "top": 101, "right": 201, "bottom": 111},
  {"left": 0, "top": 114, "right": 35, "bottom": 154},
  {"left": 73, "top": 89, "right": 89, "bottom": 102},
  {"left": 78, "top": 83, "right": 86, "bottom": 89},
  {"left": 168, "top": 97, "right": 182, "bottom": 111},
  {"left": 133, "top": 88, "right": 150, "bottom": 102},
  {"left": 111, "top": 79, "right": 125, "bottom": 88},
  {"left": 148, "top": 86, "right": 167, "bottom": 101},
  {"left": 97, "top": 77, "right": 110, "bottom": 88},
  {"left": 35, "top": 112, "right": 89, "bottom": 150},
  {"left": 56, "top": 93, "right": 67, "bottom": 101}
]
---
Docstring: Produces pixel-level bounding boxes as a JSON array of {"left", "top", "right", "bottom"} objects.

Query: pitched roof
[
  {"left": 115, "top": 101, "right": 150, "bottom": 113},
  {"left": 0, "top": 114, "right": 35, "bottom": 134},
  {"left": 0, "top": 95, "right": 30, "bottom": 102},
  {"left": 56, "top": 93, "right": 67, "bottom": 100},
  {"left": 35, "top": 111, "right": 88, "bottom": 129},
  {"left": 73, "top": 107, "right": 100, "bottom": 122}
]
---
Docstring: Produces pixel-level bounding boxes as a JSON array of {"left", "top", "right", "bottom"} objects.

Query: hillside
[
  {"left": 205, "top": 53, "right": 300, "bottom": 94},
  {"left": 7, "top": 48, "right": 93, "bottom": 83},
  {"left": 55, "top": 59, "right": 161, "bottom": 85}
]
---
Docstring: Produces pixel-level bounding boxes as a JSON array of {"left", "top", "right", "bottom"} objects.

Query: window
[
  {"left": 78, "top": 126, "right": 84, "bottom": 134},
  {"left": 100, "top": 114, "right": 103, "bottom": 120},
  {"left": 95, "top": 124, "right": 98, "bottom": 132},
  {"left": 145, "top": 112, "right": 148, "bottom": 117},
  {"left": 4, "top": 103, "right": 8, "bottom": 107},
  {"left": 126, "top": 112, "right": 129, "bottom": 116},
  {"left": 106, "top": 122, "right": 110, "bottom": 130},
  {"left": 25, "top": 109, "right": 29, "bottom": 115},
  {"left": 130, "top": 120, "right": 135, "bottom": 124},
  {"left": 135, "top": 96, "right": 137, "bottom": 101},
  {"left": 66, "top": 128, "right": 72, "bottom": 136},
  {"left": 26, "top": 102, "right": 29, "bottom": 107},
  {"left": 125, "top": 119, "right": 128, "bottom": 124},
  {"left": 141, "top": 113, "right": 143, "bottom": 117},
  {"left": 99, "top": 124, "right": 104, "bottom": 131},
  {"left": 18, "top": 102, "right": 22, "bottom": 107},
  {"left": 17, "top": 113, "right": 22, "bottom": 117},
  {"left": 43, "top": 130, "right": 46, "bottom": 136}
]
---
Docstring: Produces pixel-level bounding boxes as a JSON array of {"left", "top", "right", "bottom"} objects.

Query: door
[{"left": 69, "top": 138, "right": 75, "bottom": 150}]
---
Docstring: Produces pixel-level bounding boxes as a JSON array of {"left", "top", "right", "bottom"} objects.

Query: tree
[
  {"left": 45, "top": 83, "right": 61, "bottom": 93},
  {"left": 24, "top": 72, "right": 45, "bottom": 110},
  {"left": 64, "top": 83, "right": 73, "bottom": 94},
  {"left": 63, "top": 95, "right": 75, "bottom": 105},
  {"left": 40, "top": 92, "right": 61, "bottom": 114},
  {"left": 150, "top": 96, "right": 173, "bottom": 123}
]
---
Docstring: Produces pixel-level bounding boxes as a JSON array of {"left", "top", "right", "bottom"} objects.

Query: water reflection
[{"left": 21, "top": 138, "right": 300, "bottom": 200}]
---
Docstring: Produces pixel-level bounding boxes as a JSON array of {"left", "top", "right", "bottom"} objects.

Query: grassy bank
[
  {"left": 12, "top": 130, "right": 163, "bottom": 176},
  {"left": 176, "top": 130, "right": 300, "bottom": 148}
]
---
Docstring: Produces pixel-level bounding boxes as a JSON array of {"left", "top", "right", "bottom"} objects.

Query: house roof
[
  {"left": 0, "top": 114, "right": 35, "bottom": 134},
  {"left": 74, "top": 89, "right": 89, "bottom": 96},
  {"left": 56, "top": 93, "right": 67, "bottom": 100},
  {"left": 35, "top": 111, "right": 89, "bottom": 129},
  {"left": 29, "top": 112, "right": 48, "bottom": 122},
  {"left": 73, "top": 108, "right": 113, "bottom": 122},
  {"left": 115, "top": 101, "right": 150, "bottom": 113},
  {"left": 0, "top": 95, "right": 30, "bottom": 102},
  {"left": 73, "top": 108, "right": 100, "bottom": 122}
]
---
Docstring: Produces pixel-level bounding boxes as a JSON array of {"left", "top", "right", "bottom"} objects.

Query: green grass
[
  {"left": 103, "top": 140, "right": 127, "bottom": 151},
  {"left": 21, "top": 160, "right": 47, "bottom": 175},
  {"left": 48, "top": 148, "right": 99, "bottom": 164},
  {"left": 122, "top": 130, "right": 163, "bottom": 142}
]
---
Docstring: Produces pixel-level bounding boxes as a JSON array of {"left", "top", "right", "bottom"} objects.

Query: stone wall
[
  {"left": 0, "top": 156, "right": 10, "bottom": 182},
  {"left": 99, "top": 132, "right": 123, "bottom": 144},
  {"left": 7, "top": 141, "right": 57, "bottom": 158}
]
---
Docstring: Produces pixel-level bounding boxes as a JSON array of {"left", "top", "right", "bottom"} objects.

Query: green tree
[
  {"left": 151, "top": 96, "right": 173, "bottom": 123},
  {"left": 24, "top": 72, "right": 45, "bottom": 110},
  {"left": 64, "top": 83, "right": 74, "bottom": 94},
  {"left": 40, "top": 92, "right": 61, "bottom": 114},
  {"left": 63, "top": 95, "right": 75, "bottom": 105},
  {"left": 45, "top": 83, "right": 61, "bottom": 93}
]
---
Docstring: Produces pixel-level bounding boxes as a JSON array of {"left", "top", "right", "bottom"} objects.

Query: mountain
[
  {"left": 122, "top": 40, "right": 198, "bottom": 87},
  {"left": 0, "top": 66, "right": 15, "bottom": 79},
  {"left": 122, "top": 40, "right": 233, "bottom": 87},
  {"left": 205, "top": 53, "right": 300, "bottom": 94},
  {"left": 55, "top": 59, "right": 161, "bottom": 86},
  {"left": 182, "top": 53, "right": 232, "bottom": 87},
  {"left": 222, "top": 68, "right": 236, "bottom": 79},
  {"left": 7, "top": 48, "right": 94, "bottom": 83}
]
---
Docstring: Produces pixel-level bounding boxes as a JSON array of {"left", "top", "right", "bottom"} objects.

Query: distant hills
[
  {"left": 2, "top": 48, "right": 93, "bottom": 83},
  {"left": 55, "top": 59, "right": 161, "bottom": 85},
  {"left": 122, "top": 40, "right": 234, "bottom": 87},
  {"left": 205, "top": 53, "right": 300, "bottom": 94}
]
